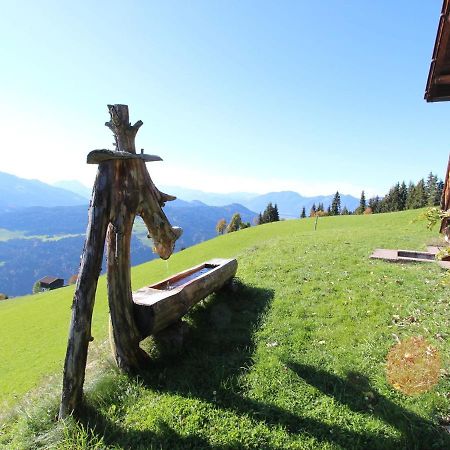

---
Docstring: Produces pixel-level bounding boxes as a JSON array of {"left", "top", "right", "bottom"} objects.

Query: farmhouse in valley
[{"left": 38, "top": 276, "right": 64, "bottom": 291}]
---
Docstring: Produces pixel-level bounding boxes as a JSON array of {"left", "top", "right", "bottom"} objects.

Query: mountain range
[
  {"left": 157, "top": 186, "right": 359, "bottom": 218},
  {"left": 0, "top": 171, "right": 360, "bottom": 296},
  {"left": 0, "top": 172, "right": 88, "bottom": 211},
  {"left": 0, "top": 173, "right": 257, "bottom": 296}
]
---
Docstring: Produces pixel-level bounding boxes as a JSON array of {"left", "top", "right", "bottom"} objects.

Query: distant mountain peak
[{"left": 0, "top": 172, "right": 89, "bottom": 210}]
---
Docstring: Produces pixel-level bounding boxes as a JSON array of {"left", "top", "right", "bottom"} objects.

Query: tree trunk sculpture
[{"left": 59, "top": 105, "right": 182, "bottom": 419}]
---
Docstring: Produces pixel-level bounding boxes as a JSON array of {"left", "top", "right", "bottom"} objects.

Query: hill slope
[{"left": 1, "top": 210, "right": 449, "bottom": 449}]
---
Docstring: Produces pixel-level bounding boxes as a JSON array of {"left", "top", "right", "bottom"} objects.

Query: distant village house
[{"left": 38, "top": 276, "right": 64, "bottom": 291}]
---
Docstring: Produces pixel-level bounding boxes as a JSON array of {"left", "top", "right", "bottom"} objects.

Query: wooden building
[
  {"left": 39, "top": 276, "right": 64, "bottom": 291},
  {"left": 425, "top": 0, "right": 450, "bottom": 236}
]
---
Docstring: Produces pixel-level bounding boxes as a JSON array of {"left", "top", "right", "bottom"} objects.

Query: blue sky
[{"left": 1, "top": 0, "right": 448, "bottom": 196}]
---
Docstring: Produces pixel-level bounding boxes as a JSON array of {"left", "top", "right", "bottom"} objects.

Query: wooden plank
[{"left": 87, "top": 149, "right": 163, "bottom": 164}]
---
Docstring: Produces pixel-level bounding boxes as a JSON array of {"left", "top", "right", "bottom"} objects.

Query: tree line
[
  {"left": 302, "top": 172, "right": 443, "bottom": 218},
  {"left": 216, "top": 172, "right": 444, "bottom": 234},
  {"left": 216, "top": 203, "right": 280, "bottom": 235}
]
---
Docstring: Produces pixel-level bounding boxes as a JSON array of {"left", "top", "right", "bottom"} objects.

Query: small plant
[
  {"left": 420, "top": 207, "right": 450, "bottom": 230},
  {"left": 436, "top": 246, "right": 450, "bottom": 261}
]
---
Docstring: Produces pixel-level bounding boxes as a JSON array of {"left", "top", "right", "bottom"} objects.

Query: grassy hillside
[{"left": 1, "top": 210, "right": 449, "bottom": 449}]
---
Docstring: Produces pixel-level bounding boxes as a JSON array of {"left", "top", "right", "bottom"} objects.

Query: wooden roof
[
  {"left": 425, "top": 0, "right": 450, "bottom": 102},
  {"left": 39, "top": 276, "right": 63, "bottom": 285}
]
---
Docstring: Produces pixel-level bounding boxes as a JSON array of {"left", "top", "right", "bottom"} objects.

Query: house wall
[{"left": 441, "top": 155, "right": 450, "bottom": 236}]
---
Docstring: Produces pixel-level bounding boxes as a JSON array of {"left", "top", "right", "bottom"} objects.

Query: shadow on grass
[
  {"left": 286, "top": 363, "right": 450, "bottom": 450},
  {"left": 77, "top": 282, "right": 450, "bottom": 449}
]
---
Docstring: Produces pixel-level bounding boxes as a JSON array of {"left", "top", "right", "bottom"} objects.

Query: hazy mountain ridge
[
  {"left": 53, "top": 180, "right": 92, "bottom": 199},
  {"left": 0, "top": 172, "right": 88, "bottom": 210},
  {"left": 53, "top": 180, "right": 360, "bottom": 218},
  {"left": 0, "top": 172, "right": 358, "bottom": 296},
  {"left": 162, "top": 186, "right": 359, "bottom": 217},
  {"left": 0, "top": 199, "right": 257, "bottom": 297}
]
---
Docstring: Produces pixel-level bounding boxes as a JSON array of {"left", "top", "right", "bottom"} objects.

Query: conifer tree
[
  {"left": 399, "top": 181, "right": 407, "bottom": 211},
  {"left": 368, "top": 196, "right": 381, "bottom": 213},
  {"left": 300, "top": 207, "right": 306, "bottom": 218},
  {"left": 405, "top": 182, "right": 415, "bottom": 209},
  {"left": 356, "top": 191, "right": 366, "bottom": 214},
  {"left": 331, "top": 191, "right": 341, "bottom": 215},
  {"left": 426, "top": 172, "right": 441, "bottom": 206},
  {"left": 310, "top": 203, "right": 316, "bottom": 217},
  {"left": 273, "top": 203, "right": 280, "bottom": 222},
  {"left": 260, "top": 202, "right": 280, "bottom": 224}
]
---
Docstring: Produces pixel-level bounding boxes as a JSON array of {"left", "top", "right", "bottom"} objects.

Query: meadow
[{"left": 1, "top": 209, "right": 449, "bottom": 449}]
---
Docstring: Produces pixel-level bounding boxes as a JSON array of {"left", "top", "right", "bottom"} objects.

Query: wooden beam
[{"left": 434, "top": 74, "right": 450, "bottom": 84}]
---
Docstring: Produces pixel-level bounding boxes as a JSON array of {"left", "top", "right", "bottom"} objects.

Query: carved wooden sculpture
[{"left": 59, "top": 105, "right": 182, "bottom": 419}]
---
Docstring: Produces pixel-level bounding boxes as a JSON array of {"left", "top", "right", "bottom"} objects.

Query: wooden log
[
  {"left": 133, "top": 258, "right": 238, "bottom": 338},
  {"left": 103, "top": 108, "right": 181, "bottom": 369},
  {"left": 107, "top": 211, "right": 150, "bottom": 371},
  {"left": 59, "top": 164, "right": 112, "bottom": 419}
]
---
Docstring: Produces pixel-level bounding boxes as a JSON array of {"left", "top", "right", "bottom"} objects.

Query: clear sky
[{"left": 1, "top": 0, "right": 449, "bottom": 197}]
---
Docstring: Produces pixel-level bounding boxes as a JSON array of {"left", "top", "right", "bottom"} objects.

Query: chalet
[
  {"left": 39, "top": 276, "right": 64, "bottom": 291},
  {"left": 425, "top": 0, "right": 450, "bottom": 239}
]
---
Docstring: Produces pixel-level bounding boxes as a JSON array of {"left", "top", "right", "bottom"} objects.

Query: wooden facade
[
  {"left": 39, "top": 276, "right": 64, "bottom": 291},
  {"left": 425, "top": 0, "right": 450, "bottom": 237},
  {"left": 441, "top": 155, "right": 450, "bottom": 234}
]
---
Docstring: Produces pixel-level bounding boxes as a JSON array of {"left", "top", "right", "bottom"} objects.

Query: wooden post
[
  {"left": 59, "top": 105, "right": 181, "bottom": 419},
  {"left": 59, "top": 165, "right": 111, "bottom": 418}
]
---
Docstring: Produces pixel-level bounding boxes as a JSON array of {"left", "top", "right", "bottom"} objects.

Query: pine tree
[
  {"left": 368, "top": 196, "right": 381, "bottom": 213},
  {"left": 273, "top": 204, "right": 280, "bottom": 222},
  {"left": 415, "top": 179, "right": 428, "bottom": 208},
  {"left": 356, "top": 191, "right": 366, "bottom": 214},
  {"left": 260, "top": 203, "right": 280, "bottom": 224},
  {"left": 341, "top": 206, "right": 349, "bottom": 215},
  {"left": 300, "top": 207, "right": 306, "bottom": 218},
  {"left": 399, "top": 182, "right": 407, "bottom": 211},
  {"left": 405, "top": 182, "right": 415, "bottom": 209},
  {"left": 331, "top": 191, "right": 341, "bottom": 215},
  {"left": 310, "top": 203, "right": 316, "bottom": 217},
  {"left": 426, "top": 172, "right": 441, "bottom": 206},
  {"left": 406, "top": 179, "right": 427, "bottom": 209}
]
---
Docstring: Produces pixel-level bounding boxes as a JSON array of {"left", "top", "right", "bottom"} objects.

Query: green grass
[
  {"left": 0, "top": 228, "right": 83, "bottom": 242},
  {"left": 1, "top": 209, "right": 450, "bottom": 449},
  {"left": 0, "top": 229, "right": 26, "bottom": 241}
]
